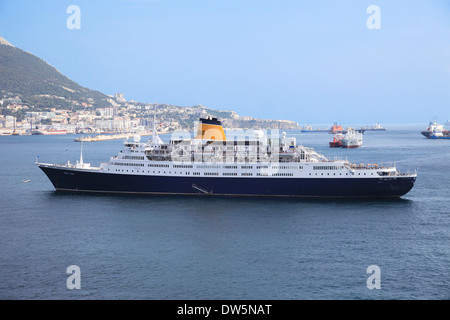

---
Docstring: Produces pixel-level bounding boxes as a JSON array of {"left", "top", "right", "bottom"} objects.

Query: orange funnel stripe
[
  {"left": 194, "top": 118, "right": 226, "bottom": 141},
  {"left": 195, "top": 123, "right": 227, "bottom": 141}
]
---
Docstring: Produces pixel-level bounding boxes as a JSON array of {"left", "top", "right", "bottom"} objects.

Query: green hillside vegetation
[{"left": 0, "top": 43, "right": 110, "bottom": 107}]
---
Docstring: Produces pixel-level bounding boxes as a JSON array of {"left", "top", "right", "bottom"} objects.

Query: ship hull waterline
[{"left": 38, "top": 164, "right": 416, "bottom": 198}]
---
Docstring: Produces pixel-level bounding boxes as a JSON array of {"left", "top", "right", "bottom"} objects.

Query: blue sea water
[{"left": 0, "top": 126, "right": 449, "bottom": 300}]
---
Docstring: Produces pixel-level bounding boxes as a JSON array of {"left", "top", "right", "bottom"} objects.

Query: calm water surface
[{"left": 0, "top": 126, "right": 449, "bottom": 299}]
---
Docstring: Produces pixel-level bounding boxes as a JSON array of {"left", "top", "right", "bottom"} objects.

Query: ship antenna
[
  {"left": 153, "top": 113, "right": 157, "bottom": 138},
  {"left": 79, "top": 141, "right": 84, "bottom": 165}
]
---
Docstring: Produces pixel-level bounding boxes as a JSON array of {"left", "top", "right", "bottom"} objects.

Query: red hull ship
[{"left": 329, "top": 133, "right": 343, "bottom": 148}]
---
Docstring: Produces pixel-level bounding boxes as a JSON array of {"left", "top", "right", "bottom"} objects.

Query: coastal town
[
  {"left": 0, "top": 92, "right": 300, "bottom": 136},
  {"left": 0, "top": 93, "right": 298, "bottom": 135}
]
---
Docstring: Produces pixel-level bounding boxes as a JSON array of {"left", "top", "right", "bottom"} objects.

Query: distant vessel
[
  {"left": 301, "top": 125, "right": 329, "bottom": 133},
  {"left": 36, "top": 116, "right": 417, "bottom": 198},
  {"left": 421, "top": 121, "right": 449, "bottom": 139},
  {"left": 32, "top": 128, "right": 68, "bottom": 135},
  {"left": 341, "top": 128, "right": 363, "bottom": 148},
  {"left": 361, "top": 123, "right": 386, "bottom": 131},
  {"left": 329, "top": 123, "right": 347, "bottom": 134},
  {"left": 329, "top": 133, "right": 344, "bottom": 148},
  {"left": 75, "top": 134, "right": 133, "bottom": 142}
]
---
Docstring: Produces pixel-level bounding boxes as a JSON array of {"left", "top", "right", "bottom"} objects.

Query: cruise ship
[{"left": 36, "top": 117, "right": 417, "bottom": 198}]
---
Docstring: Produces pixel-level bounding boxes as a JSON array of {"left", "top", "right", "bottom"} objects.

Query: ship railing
[
  {"left": 345, "top": 163, "right": 394, "bottom": 170},
  {"left": 396, "top": 168, "right": 418, "bottom": 176},
  {"left": 296, "top": 146, "right": 328, "bottom": 162},
  {"left": 44, "top": 161, "right": 101, "bottom": 170}
]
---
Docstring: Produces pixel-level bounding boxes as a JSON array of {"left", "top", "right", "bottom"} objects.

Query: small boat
[{"left": 22, "top": 179, "right": 31, "bottom": 183}]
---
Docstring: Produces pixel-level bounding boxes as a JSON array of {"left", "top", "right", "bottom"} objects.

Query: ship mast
[
  {"left": 79, "top": 141, "right": 84, "bottom": 166},
  {"left": 150, "top": 109, "right": 163, "bottom": 145}
]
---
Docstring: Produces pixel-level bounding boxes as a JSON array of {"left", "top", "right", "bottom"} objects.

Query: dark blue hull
[{"left": 38, "top": 165, "right": 416, "bottom": 198}]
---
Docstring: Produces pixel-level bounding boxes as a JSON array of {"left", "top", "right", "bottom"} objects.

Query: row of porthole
[{"left": 107, "top": 169, "right": 374, "bottom": 177}]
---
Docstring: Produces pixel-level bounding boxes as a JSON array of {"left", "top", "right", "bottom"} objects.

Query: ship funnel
[{"left": 194, "top": 116, "right": 226, "bottom": 141}]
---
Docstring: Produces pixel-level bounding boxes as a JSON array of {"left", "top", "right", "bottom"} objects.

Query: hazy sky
[{"left": 1, "top": 0, "right": 449, "bottom": 125}]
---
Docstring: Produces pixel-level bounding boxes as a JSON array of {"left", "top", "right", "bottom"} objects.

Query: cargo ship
[
  {"left": 329, "top": 123, "right": 347, "bottom": 134},
  {"left": 329, "top": 129, "right": 363, "bottom": 148},
  {"left": 36, "top": 117, "right": 417, "bottom": 198},
  {"left": 361, "top": 123, "right": 386, "bottom": 131},
  {"left": 421, "top": 121, "right": 450, "bottom": 139},
  {"left": 301, "top": 125, "right": 329, "bottom": 133},
  {"left": 341, "top": 128, "right": 363, "bottom": 148}
]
